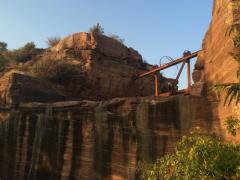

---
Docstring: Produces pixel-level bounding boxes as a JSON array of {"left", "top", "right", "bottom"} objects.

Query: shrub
[
  {"left": 46, "top": 36, "right": 61, "bottom": 47},
  {"left": 32, "top": 59, "right": 82, "bottom": 84},
  {"left": 137, "top": 129, "right": 240, "bottom": 180},
  {"left": 108, "top": 34, "right": 124, "bottom": 44},
  {"left": 13, "top": 42, "right": 38, "bottom": 62},
  {"left": 89, "top": 23, "right": 104, "bottom": 35},
  {"left": 225, "top": 116, "right": 240, "bottom": 137},
  {"left": 233, "top": 34, "right": 240, "bottom": 48},
  {"left": 0, "top": 41, "right": 7, "bottom": 53},
  {"left": 0, "top": 54, "right": 7, "bottom": 71}
]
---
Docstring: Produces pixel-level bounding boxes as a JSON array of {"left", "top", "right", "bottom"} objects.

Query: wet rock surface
[{"left": 0, "top": 96, "right": 213, "bottom": 180}]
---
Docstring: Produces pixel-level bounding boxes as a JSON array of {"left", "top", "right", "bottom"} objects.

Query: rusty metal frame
[{"left": 134, "top": 50, "right": 201, "bottom": 96}]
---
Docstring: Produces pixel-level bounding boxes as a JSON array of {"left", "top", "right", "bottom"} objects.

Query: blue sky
[{"left": 0, "top": 0, "right": 213, "bottom": 88}]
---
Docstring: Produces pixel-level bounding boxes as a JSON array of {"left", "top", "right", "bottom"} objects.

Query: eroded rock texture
[
  {"left": 0, "top": 96, "right": 213, "bottom": 180},
  {"left": 192, "top": 0, "right": 240, "bottom": 140},
  {"left": 0, "top": 73, "right": 67, "bottom": 108},
  {"left": 46, "top": 32, "right": 155, "bottom": 100}
]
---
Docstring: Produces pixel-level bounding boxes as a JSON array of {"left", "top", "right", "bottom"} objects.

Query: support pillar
[
  {"left": 154, "top": 73, "right": 159, "bottom": 97},
  {"left": 187, "top": 60, "right": 191, "bottom": 93}
]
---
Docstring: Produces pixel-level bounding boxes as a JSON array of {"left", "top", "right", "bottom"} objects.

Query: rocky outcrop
[
  {"left": 192, "top": 0, "right": 240, "bottom": 140},
  {"left": 0, "top": 72, "right": 67, "bottom": 107},
  {"left": 47, "top": 32, "right": 155, "bottom": 100},
  {"left": 0, "top": 95, "right": 213, "bottom": 180}
]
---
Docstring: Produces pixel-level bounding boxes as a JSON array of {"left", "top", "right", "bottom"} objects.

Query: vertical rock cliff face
[
  {"left": 0, "top": 96, "right": 213, "bottom": 180},
  {"left": 193, "top": 0, "right": 240, "bottom": 140}
]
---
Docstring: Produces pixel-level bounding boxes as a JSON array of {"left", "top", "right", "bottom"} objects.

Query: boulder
[
  {"left": 192, "top": 70, "right": 203, "bottom": 83},
  {"left": 195, "top": 52, "right": 204, "bottom": 70}
]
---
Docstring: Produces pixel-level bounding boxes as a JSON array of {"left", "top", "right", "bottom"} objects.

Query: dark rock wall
[{"left": 0, "top": 96, "right": 213, "bottom": 180}]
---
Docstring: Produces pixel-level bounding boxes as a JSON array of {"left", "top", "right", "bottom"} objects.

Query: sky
[{"left": 0, "top": 0, "right": 213, "bottom": 88}]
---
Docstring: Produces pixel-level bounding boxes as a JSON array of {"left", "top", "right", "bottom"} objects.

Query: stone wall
[
  {"left": 0, "top": 96, "right": 213, "bottom": 180},
  {"left": 192, "top": 0, "right": 240, "bottom": 140}
]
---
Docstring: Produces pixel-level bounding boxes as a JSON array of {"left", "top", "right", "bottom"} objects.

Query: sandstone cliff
[
  {"left": 193, "top": 0, "right": 240, "bottom": 140},
  {"left": 0, "top": 33, "right": 162, "bottom": 106},
  {"left": 0, "top": 96, "right": 213, "bottom": 179},
  {"left": 43, "top": 32, "right": 156, "bottom": 100},
  {"left": 0, "top": 0, "right": 239, "bottom": 179}
]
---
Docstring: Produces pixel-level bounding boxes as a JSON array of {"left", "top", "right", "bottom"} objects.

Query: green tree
[
  {"left": 0, "top": 41, "right": 7, "bottom": 53},
  {"left": 13, "top": 42, "right": 37, "bottom": 62}
]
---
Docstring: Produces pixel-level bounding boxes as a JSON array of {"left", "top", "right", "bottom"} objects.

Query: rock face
[
  {"left": 0, "top": 96, "right": 213, "bottom": 180},
  {"left": 0, "top": 72, "right": 67, "bottom": 107},
  {"left": 192, "top": 0, "right": 240, "bottom": 140},
  {"left": 48, "top": 32, "right": 155, "bottom": 100},
  {"left": 0, "top": 32, "right": 165, "bottom": 106}
]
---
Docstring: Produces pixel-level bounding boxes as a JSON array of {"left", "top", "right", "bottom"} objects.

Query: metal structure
[{"left": 134, "top": 50, "right": 202, "bottom": 97}]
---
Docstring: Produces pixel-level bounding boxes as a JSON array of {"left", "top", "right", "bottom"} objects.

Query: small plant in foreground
[{"left": 137, "top": 128, "right": 240, "bottom": 180}]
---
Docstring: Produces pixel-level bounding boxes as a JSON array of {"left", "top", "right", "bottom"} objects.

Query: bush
[
  {"left": 46, "top": 36, "right": 61, "bottom": 47},
  {"left": 233, "top": 34, "right": 240, "bottom": 48},
  {"left": 89, "top": 23, "right": 104, "bottom": 35},
  {"left": 108, "top": 34, "right": 124, "bottom": 44},
  {"left": 0, "top": 54, "right": 7, "bottom": 71},
  {"left": 137, "top": 129, "right": 240, "bottom": 180},
  {"left": 13, "top": 42, "right": 38, "bottom": 62},
  {"left": 32, "top": 59, "right": 82, "bottom": 84},
  {"left": 0, "top": 41, "right": 7, "bottom": 53},
  {"left": 225, "top": 116, "right": 240, "bottom": 137}
]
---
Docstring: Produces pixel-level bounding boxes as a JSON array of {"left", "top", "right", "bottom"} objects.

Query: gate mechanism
[{"left": 133, "top": 50, "right": 202, "bottom": 97}]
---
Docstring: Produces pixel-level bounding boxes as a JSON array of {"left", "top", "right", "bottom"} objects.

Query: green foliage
[
  {"left": 0, "top": 41, "right": 7, "bottom": 53},
  {"left": 46, "top": 36, "right": 61, "bottom": 47},
  {"left": 225, "top": 116, "right": 240, "bottom": 137},
  {"left": 108, "top": 33, "right": 125, "bottom": 44},
  {"left": 137, "top": 129, "right": 240, "bottom": 180},
  {"left": 13, "top": 42, "right": 38, "bottom": 62},
  {"left": 32, "top": 59, "right": 82, "bottom": 84},
  {"left": 233, "top": 34, "right": 240, "bottom": 48},
  {"left": 215, "top": 83, "right": 240, "bottom": 105},
  {"left": 0, "top": 41, "right": 8, "bottom": 71},
  {"left": 89, "top": 23, "right": 104, "bottom": 35}
]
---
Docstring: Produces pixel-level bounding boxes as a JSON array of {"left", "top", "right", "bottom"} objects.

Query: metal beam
[
  {"left": 187, "top": 60, "right": 191, "bottom": 93},
  {"left": 175, "top": 61, "right": 186, "bottom": 81},
  {"left": 134, "top": 50, "right": 201, "bottom": 80},
  {"left": 154, "top": 74, "right": 159, "bottom": 96}
]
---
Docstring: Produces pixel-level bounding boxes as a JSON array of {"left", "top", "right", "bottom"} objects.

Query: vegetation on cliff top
[
  {"left": 32, "top": 58, "right": 83, "bottom": 84},
  {"left": 89, "top": 23, "right": 125, "bottom": 44},
  {"left": 46, "top": 36, "right": 61, "bottom": 47}
]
